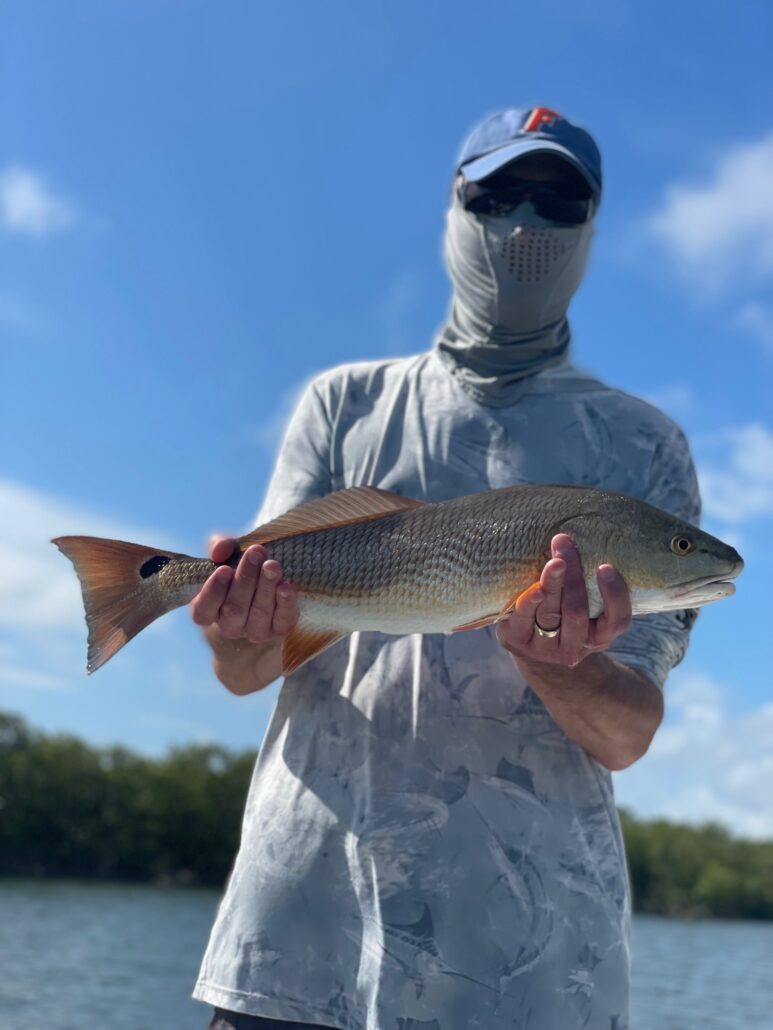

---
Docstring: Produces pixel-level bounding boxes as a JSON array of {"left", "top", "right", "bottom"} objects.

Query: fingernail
[
  {"left": 598, "top": 565, "right": 615, "bottom": 582},
  {"left": 549, "top": 566, "right": 564, "bottom": 580},
  {"left": 248, "top": 548, "right": 263, "bottom": 565},
  {"left": 531, "top": 589, "right": 545, "bottom": 603},
  {"left": 263, "top": 565, "right": 279, "bottom": 581}
]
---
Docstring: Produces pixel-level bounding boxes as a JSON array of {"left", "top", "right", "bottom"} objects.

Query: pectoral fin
[
  {"left": 451, "top": 612, "right": 500, "bottom": 633},
  {"left": 501, "top": 580, "right": 542, "bottom": 615},
  {"left": 451, "top": 581, "right": 543, "bottom": 634}
]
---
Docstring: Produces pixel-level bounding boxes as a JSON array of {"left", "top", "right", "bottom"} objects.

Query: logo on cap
[{"left": 522, "top": 107, "right": 561, "bottom": 133}]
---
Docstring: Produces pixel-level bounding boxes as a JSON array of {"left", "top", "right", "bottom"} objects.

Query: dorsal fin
[{"left": 239, "top": 486, "right": 426, "bottom": 547}]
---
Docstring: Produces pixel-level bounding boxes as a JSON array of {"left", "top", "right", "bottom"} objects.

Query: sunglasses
[{"left": 458, "top": 178, "right": 593, "bottom": 225}]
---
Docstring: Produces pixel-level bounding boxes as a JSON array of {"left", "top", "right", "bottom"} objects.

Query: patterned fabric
[
  {"left": 209, "top": 1005, "right": 336, "bottom": 1029},
  {"left": 194, "top": 352, "right": 700, "bottom": 1030}
]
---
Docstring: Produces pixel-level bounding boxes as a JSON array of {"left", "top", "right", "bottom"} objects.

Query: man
[{"left": 191, "top": 108, "right": 700, "bottom": 1029}]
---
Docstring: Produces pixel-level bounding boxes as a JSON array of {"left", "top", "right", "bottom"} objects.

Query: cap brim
[{"left": 459, "top": 139, "right": 600, "bottom": 195}]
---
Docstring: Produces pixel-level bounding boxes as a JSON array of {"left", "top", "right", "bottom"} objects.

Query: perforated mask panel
[{"left": 497, "top": 228, "right": 567, "bottom": 283}]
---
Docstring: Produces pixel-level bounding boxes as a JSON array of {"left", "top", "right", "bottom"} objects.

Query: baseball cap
[{"left": 457, "top": 107, "right": 602, "bottom": 199}]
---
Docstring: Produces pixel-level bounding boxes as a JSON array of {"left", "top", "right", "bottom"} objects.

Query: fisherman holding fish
[
  {"left": 187, "top": 109, "right": 719, "bottom": 1030},
  {"left": 55, "top": 108, "right": 741, "bottom": 1029}
]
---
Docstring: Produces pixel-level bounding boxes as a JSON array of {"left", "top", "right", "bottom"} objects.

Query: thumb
[{"left": 208, "top": 534, "right": 237, "bottom": 563}]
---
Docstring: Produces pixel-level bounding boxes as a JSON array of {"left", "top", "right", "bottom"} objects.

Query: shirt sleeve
[
  {"left": 606, "top": 422, "right": 702, "bottom": 690},
  {"left": 253, "top": 378, "right": 333, "bottom": 527}
]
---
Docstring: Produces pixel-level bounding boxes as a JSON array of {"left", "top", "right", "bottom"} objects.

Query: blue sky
[{"left": 2, "top": 1, "right": 772, "bottom": 836}]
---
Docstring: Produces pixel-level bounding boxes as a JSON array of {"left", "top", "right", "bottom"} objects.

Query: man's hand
[
  {"left": 496, "top": 533, "right": 632, "bottom": 666},
  {"left": 191, "top": 537, "right": 299, "bottom": 695},
  {"left": 191, "top": 537, "right": 299, "bottom": 644},
  {"left": 495, "top": 533, "right": 662, "bottom": 771}
]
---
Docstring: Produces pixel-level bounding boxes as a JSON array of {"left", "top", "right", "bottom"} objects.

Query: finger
[
  {"left": 191, "top": 565, "right": 234, "bottom": 626},
  {"left": 218, "top": 545, "right": 265, "bottom": 637},
  {"left": 589, "top": 564, "right": 632, "bottom": 649},
  {"left": 244, "top": 558, "right": 284, "bottom": 642},
  {"left": 535, "top": 557, "right": 565, "bottom": 631},
  {"left": 499, "top": 583, "right": 546, "bottom": 649},
  {"left": 513, "top": 581, "right": 545, "bottom": 616},
  {"left": 552, "top": 534, "right": 589, "bottom": 639},
  {"left": 209, "top": 535, "right": 237, "bottom": 563},
  {"left": 271, "top": 582, "right": 299, "bottom": 637}
]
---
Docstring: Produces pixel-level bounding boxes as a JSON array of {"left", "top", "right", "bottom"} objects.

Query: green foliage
[
  {"left": 0, "top": 712, "right": 254, "bottom": 886},
  {"left": 1, "top": 712, "right": 771, "bottom": 918},
  {"left": 618, "top": 808, "right": 773, "bottom": 920}
]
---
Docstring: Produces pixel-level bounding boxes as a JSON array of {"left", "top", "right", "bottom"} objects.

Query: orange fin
[
  {"left": 501, "top": 581, "right": 542, "bottom": 616},
  {"left": 282, "top": 627, "right": 344, "bottom": 676},
  {"left": 240, "top": 486, "right": 426, "bottom": 547},
  {"left": 52, "top": 536, "right": 188, "bottom": 674},
  {"left": 452, "top": 612, "right": 499, "bottom": 633},
  {"left": 452, "top": 581, "right": 543, "bottom": 633}
]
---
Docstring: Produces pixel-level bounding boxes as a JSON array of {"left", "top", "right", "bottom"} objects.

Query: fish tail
[{"left": 52, "top": 536, "right": 195, "bottom": 674}]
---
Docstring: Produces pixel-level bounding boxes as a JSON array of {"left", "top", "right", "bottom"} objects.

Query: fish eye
[{"left": 670, "top": 535, "right": 694, "bottom": 556}]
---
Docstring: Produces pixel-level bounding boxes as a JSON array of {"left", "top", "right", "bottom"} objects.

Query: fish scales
[
  {"left": 262, "top": 487, "right": 573, "bottom": 632},
  {"left": 266, "top": 486, "right": 570, "bottom": 596}
]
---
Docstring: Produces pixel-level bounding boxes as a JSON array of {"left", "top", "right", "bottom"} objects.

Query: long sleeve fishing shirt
[{"left": 194, "top": 351, "right": 700, "bottom": 1030}]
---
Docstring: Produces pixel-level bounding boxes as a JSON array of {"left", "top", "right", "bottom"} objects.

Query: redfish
[{"left": 53, "top": 484, "right": 743, "bottom": 676}]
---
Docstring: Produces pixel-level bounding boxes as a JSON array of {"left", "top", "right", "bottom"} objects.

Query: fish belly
[{"left": 298, "top": 586, "right": 505, "bottom": 636}]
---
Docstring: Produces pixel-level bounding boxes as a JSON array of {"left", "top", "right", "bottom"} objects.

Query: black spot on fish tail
[{"left": 139, "top": 555, "right": 171, "bottom": 579}]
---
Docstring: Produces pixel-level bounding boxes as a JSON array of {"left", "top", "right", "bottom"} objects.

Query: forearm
[
  {"left": 514, "top": 651, "right": 663, "bottom": 771},
  {"left": 203, "top": 625, "right": 284, "bottom": 695}
]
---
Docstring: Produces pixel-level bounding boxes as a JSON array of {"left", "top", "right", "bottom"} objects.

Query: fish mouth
[
  {"left": 631, "top": 561, "right": 744, "bottom": 615},
  {"left": 671, "top": 579, "right": 736, "bottom": 606},
  {"left": 669, "top": 562, "right": 744, "bottom": 607}
]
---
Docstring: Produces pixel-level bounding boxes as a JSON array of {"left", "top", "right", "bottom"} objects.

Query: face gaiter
[{"left": 435, "top": 195, "right": 594, "bottom": 407}]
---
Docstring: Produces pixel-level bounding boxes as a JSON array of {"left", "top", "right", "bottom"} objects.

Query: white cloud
[
  {"left": 734, "top": 301, "right": 773, "bottom": 353},
  {"left": 0, "top": 478, "right": 175, "bottom": 633},
  {"left": 0, "top": 664, "right": 69, "bottom": 691},
  {"left": 0, "top": 166, "right": 76, "bottom": 236},
  {"left": 694, "top": 422, "right": 773, "bottom": 524},
  {"left": 615, "top": 671, "right": 773, "bottom": 839},
  {"left": 648, "top": 133, "right": 773, "bottom": 290},
  {"left": 0, "top": 478, "right": 184, "bottom": 695}
]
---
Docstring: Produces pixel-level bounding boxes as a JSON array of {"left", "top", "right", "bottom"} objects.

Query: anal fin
[{"left": 282, "top": 627, "right": 344, "bottom": 676}]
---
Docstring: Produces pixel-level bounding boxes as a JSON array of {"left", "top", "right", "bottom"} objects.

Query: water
[
  {"left": 632, "top": 914, "right": 773, "bottom": 1029},
  {"left": 0, "top": 880, "right": 219, "bottom": 1030},
  {"left": 1, "top": 880, "right": 771, "bottom": 1030}
]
